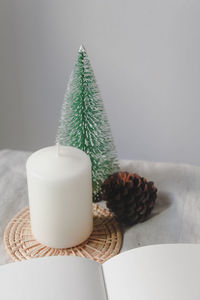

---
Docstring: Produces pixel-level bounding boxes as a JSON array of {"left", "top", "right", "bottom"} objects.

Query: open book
[{"left": 1, "top": 244, "right": 200, "bottom": 300}]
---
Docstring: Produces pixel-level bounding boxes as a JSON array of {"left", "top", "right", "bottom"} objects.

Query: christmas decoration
[
  {"left": 102, "top": 172, "right": 157, "bottom": 226},
  {"left": 56, "top": 45, "right": 119, "bottom": 201}
]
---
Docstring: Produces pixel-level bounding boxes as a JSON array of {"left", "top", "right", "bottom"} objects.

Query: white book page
[
  {"left": 103, "top": 244, "right": 200, "bottom": 300},
  {"left": 0, "top": 256, "right": 107, "bottom": 300}
]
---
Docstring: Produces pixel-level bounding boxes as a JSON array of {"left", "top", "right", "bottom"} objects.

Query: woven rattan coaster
[{"left": 4, "top": 204, "right": 122, "bottom": 264}]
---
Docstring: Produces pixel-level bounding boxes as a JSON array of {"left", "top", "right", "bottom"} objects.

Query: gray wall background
[{"left": 0, "top": 0, "right": 200, "bottom": 165}]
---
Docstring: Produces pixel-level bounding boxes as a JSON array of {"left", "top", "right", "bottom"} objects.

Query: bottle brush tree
[{"left": 56, "top": 45, "right": 119, "bottom": 201}]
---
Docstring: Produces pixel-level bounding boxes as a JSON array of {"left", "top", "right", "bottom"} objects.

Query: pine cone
[{"left": 102, "top": 172, "right": 157, "bottom": 226}]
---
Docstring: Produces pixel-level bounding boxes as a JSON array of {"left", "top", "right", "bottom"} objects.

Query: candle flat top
[{"left": 26, "top": 146, "right": 91, "bottom": 180}]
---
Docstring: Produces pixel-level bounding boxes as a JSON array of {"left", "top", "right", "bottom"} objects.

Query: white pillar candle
[{"left": 26, "top": 145, "right": 93, "bottom": 248}]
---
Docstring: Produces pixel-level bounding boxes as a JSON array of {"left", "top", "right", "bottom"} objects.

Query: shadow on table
[{"left": 151, "top": 191, "right": 172, "bottom": 217}]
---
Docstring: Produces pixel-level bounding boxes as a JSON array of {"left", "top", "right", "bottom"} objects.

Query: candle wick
[{"left": 56, "top": 143, "right": 60, "bottom": 157}]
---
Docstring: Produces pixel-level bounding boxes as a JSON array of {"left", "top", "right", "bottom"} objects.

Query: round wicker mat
[{"left": 4, "top": 204, "right": 122, "bottom": 264}]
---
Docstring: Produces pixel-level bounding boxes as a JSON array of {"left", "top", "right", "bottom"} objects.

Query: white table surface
[{"left": 0, "top": 149, "right": 200, "bottom": 265}]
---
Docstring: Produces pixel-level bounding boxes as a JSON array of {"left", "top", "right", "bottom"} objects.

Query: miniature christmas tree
[{"left": 56, "top": 45, "right": 119, "bottom": 201}]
